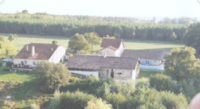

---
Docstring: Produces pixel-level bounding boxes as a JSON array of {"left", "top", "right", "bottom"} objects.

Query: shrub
[
  {"left": 105, "top": 93, "right": 126, "bottom": 109},
  {"left": 52, "top": 40, "right": 58, "bottom": 44},
  {"left": 30, "top": 103, "right": 40, "bottom": 109},
  {"left": 135, "top": 78, "right": 150, "bottom": 89},
  {"left": 123, "top": 88, "right": 188, "bottom": 109},
  {"left": 34, "top": 61, "right": 71, "bottom": 92},
  {"left": 150, "top": 74, "right": 177, "bottom": 92},
  {"left": 160, "top": 91, "right": 188, "bottom": 109},
  {"left": 58, "top": 91, "right": 96, "bottom": 109},
  {"left": 85, "top": 99, "right": 112, "bottom": 109},
  {"left": 49, "top": 90, "right": 61, "bottom": 109},
  {"left": 69, "top": 77, "right": 83, "bottom": 83}
]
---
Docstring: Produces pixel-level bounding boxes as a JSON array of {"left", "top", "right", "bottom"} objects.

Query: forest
[{"left": 0, "top": 13, "right": 190, "bottom": 41}]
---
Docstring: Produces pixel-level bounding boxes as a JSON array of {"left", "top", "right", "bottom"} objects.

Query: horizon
[{"left": 0, "top": 0, "right": 200, "bottom": 21}]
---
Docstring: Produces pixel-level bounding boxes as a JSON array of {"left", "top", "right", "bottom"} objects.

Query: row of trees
[{"left": 0, "top": 13, "right": 188, "bottom": 41}]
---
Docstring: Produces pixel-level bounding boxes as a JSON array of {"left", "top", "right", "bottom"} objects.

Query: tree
[
  {"left": 52, "top": 40, "right": 58, "bottom": 44},
  {"left": 34, "top": 61, "right": 71, "bottom": 92},
  {"left": 68, "top": 33, "right": 90, "bottom": 52},
  {"left": 0, "top": 36, "right": 5, "bottom": 42},
  {"left": 85, "top": 99, "right": 112, "bottom": 109},
  {"left": 84, "top": 32, "right": 101, "bottom": 49},
  {"left": 22, "top": 10, "right": 28, "bottom": 14},
  {"left": 5, "top": 44, "right": 16, "bottom": 55},
  {"left": 103, "top": 35, "right": 116, "bottom": 39},
  {"left": 0, "top": 36, "right": 16, "bottom": 55},
  {"left": 164, "top": 47, "right": 200, "bottom": 81},
  {"left": 8, "top": 34, "right": 14, "bottom": 42},
  {"left": 170, "top": 32, "right": 177, "bottom": 41},
  {"left": 184, "top": 22, "right": 200, "bottom": 55}
]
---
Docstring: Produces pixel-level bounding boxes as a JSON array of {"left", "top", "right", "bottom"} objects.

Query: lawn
[
  {"left": 0, "top": 68, "right": 38, "bottom": 83},
  {"left": 139, "top": 69, "right": 163, "bottom": 78},
  {"left": 0, "top": 67, "right": 49, "bottom": 108},
  {"left": 0, "top": 33, "right": 184, "bottom": 52}
]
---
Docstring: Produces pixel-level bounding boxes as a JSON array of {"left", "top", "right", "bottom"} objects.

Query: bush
[
  {"left": 135, "top": 78, "right": 150, "bottom": 89},
  {"left": 69, "top": 77, "right": 83, "bottom": 83},
  {"left": 34, "top": 61, "right": 71, "bottom": 92},
  {"left": 58, "top": 91, "right": 96, "bottom": 109},
  {"left": 150, "top": 74, "right": 178, "bottom": 92},
  {"left": 105, "top": 93, "right": 126, "bottom": 109},
  {"left": 85, "top": 99, "right": 112, "bottom": 109},
  {"left": 30, "top": 104, "right": 40, "bottom": 109},
  {"left": 123, "top": 88, "right": 188, "bottom": 109}
]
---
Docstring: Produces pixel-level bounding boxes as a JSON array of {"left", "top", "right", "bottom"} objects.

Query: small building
[
  {"left": 66, "top": 55, "right": 140, "bottom": 80},
  {"left": 121, "top": 50, "right": 169, "bottom": 66},
  {"left": 100, "top": 39, "right": 125, "bottom": 57},
  {"left": 1, "top": 58, "right": 13, "bottom": 67},
  {"left": 13, "top": 43, "right": 66, "bottom": 69}
]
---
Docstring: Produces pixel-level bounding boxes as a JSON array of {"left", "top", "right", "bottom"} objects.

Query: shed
[{"left": 1, "top": 58, "right": 13, "bottom": 67}]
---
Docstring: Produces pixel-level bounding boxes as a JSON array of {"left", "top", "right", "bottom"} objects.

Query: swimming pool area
[{"left": 139, "top": 65, "right": 164, "bottom": 70}]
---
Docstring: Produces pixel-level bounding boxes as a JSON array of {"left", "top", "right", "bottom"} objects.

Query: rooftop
[
  {"left": 121, "top": 50, "right": 169, "bottom": 60},
  {"left": 100, "top": 39, "right": 124, "bottom": 49},
  {"left": 66, "top": 55, "right": 139, "bottom": 70},
  {"left": 13, "top": 43, "right": 59, "bottom": 60}
]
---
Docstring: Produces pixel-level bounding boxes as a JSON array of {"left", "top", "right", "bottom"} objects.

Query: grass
[
  {"left": 0, "top": 67, "right": 48, "bottom": 108},
  {"left": 0, "top": 33, "right": 184, "bottom": 52},
  {"left": 139, "top": 69, "right": 163, "bottom": 78},
  {"left": 0, "top": 68, "right": 38, "bottom": 83}
]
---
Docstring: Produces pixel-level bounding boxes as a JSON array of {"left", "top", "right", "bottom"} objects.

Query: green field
[
  {"left": 139, "top": 69, "right": 163, "bottom": 78},
  {"left": 0, "top": 68, "right": 38, "bottom": 83},
  {"left": 0, "top": 33, "right": 184, "bottom": 52}
]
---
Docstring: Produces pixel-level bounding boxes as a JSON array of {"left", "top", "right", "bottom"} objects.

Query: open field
[{"left": 0, "top": 33, "right": 184, "bottom": 52}]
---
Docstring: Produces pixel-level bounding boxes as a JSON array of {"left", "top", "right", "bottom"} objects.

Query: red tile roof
[
  {"left": 13, "top": 43, "right": 59, "bottom": 60},
  {"left": 100, "top": 39, "right": 124, "bottom": 49}
]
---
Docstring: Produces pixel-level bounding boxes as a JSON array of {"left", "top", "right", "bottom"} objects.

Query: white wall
[
  {"left": 70, "top": 70, "right": 99, "bottom": 78},
  {"left": 48, "top": 46, "right": 66, "bottom": 63},
  {"left": 115, "top": 42, "right": 124, "bottom": 57},
  {"left": 101, "top": 48, "right": 115, "bottom": 57},
  {"left": 13, "top": 46, "right": 66, "bottom": 66},
  {"left": 13, "top": 59, "right": 42, "bottom": 66}
]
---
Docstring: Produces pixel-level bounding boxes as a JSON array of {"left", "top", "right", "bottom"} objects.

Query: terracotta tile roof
[
  {"left": 66, "top": 55, "right": 139, "bottom": 70},
  {"left": 13, "top": 43, "right": 59, "bottom": 60},
  {"left": 100, "top": 39, "right": 124, "bottom": 49},
  {"left": 121, "top": 50, "right": 170, "bottom": 60}
]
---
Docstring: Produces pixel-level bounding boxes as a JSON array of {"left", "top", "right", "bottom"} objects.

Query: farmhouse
[
  {"left": 101, "top": 39, "right": 125, "bottom": 57},
  {"left": 13, "top": 43, "right": 66, "bottom": 69},
  {"left": 66, "top": 55, "right": 140, "bottom": 80}
]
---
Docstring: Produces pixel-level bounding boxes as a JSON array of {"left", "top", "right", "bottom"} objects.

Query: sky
[{"left": 0, "top": 0, "right": 200, "bottom": 20}]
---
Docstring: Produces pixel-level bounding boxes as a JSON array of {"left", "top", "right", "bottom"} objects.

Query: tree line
[{"left": 0, "top": 13, "right": 188, "bottom": 41}]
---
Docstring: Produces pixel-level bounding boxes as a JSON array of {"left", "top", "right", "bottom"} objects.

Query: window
[
  {"left": 25, "top": 60, "right": 27, "bottom": 64},
  {"left": 33, "top": 62, "right": 36, "bottom": 65}
]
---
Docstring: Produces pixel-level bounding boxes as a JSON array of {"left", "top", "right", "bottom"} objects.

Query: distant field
[{"left": 0, "top": 33, "right": 184, "bottom": 52}]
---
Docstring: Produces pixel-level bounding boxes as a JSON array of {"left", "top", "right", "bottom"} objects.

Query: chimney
[
  {"left": 103, "top": 53, "right": 107, "bottom": 58},
  {"left": 26, "top": 45, "right": 29, "bottom": 51},
  {"left": 32, "top": 46, "right": 35, "bottom": 57}
]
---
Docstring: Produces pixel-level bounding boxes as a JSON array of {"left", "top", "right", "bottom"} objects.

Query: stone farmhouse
[
  {"left": 66, "top": 39, "right": 169, "bottom": 80},
  {"left": 13, "top": 43, "right": 66, "bottom": 70},
  {"left": 66, "top": 55, "right": 140, "bottom": 80}
]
